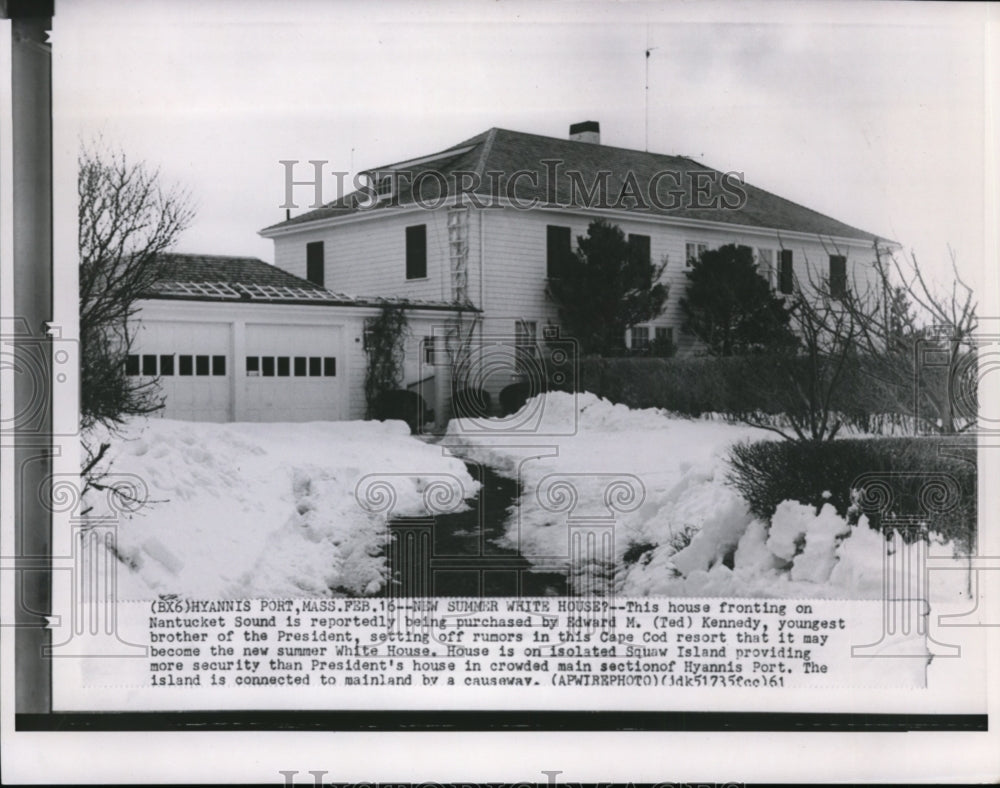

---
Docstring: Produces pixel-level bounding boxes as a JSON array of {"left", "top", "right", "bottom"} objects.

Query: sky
[{"left": 54, "top": 0, "right": 994, "bottom": 297}]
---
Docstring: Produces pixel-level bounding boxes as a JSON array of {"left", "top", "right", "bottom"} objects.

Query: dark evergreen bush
[
  {"left": 726, "top": 437, "right": 976, "bottom": 549},
  {"left": 499, "top": 381, "right": 543, "bottom": 416}
]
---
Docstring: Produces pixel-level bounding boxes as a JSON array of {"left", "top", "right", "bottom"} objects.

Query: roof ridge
[
  {"left": 472, "top": 127, "right": 498, "bottom": 181},
  {"left": 158, "top": 251, "right": 268, "bottom": 263},
  {"left": 369, "top": 128, "right": 492, "bottom": 173},
  {"left": 489, "top": 126, "right": 692, "bottom": 163}
]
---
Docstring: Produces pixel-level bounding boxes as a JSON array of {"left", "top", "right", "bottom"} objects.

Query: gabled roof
[
  {"left": 260, "top": 127, "right": 884, "bottom": 243},
  {"left": 145, "top": 253, "right": 475, "bottom": 311}
]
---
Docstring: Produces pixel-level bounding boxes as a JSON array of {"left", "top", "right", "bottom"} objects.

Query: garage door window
[
  {"left": 244, "top": 354, "right": 335, "bottom": 377},
  {"left": 195, "top": 355, "right": 210, "bottom": 375},
  {"left": 126, "top": 355, "right": 140, "bottom": 376},
  {"left": 142, "top": 355, "right": 157, "bottom": 376},
  {"left": 212, "top": 356, "right": 226, "bottom": 376},
  {"left": 179, "top": 355, "right": 193, "bottom": 376},
  {"left": 159, "top": 355, "right": 174, "bottom": 375}
]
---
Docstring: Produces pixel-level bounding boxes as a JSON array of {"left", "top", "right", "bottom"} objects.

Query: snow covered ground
[
  {"left": 87, "top": 395, "right": 971, "bottom": 601},
  {"left": 84, "top": 418, "right": 478, "bottom": 599},
  {"left": 444, "top": 392, "right": 971, "bottom": 599}
]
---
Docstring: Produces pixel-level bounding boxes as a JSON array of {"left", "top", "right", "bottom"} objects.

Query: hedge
[
  {"left": 555, "top": 354, "right": 941, "bottom": 434},
  {"left": 726, "top": 436, "right": 977, "bottom": 549}
]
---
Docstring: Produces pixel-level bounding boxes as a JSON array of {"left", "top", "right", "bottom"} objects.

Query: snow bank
[
  {"left": 445, "top": 392, "right": 969, "bottom": 599},
  {"left": 85, "top": 418, "right": 477, "bottom": 599}
]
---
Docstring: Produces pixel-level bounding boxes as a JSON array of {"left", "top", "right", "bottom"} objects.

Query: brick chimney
[{"left": 569, "top": 120, "right": 600, "bottom": 144}]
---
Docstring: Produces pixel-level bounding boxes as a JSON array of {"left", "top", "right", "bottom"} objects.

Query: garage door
[
  {"left": 243, "top": 323, "right": 344, "bottom": 422},
  {"left": 128, "top": 320, "right": 232, "bottom": 422}
]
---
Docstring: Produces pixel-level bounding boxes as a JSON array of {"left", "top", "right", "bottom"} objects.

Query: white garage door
[
  {"left": 129, "top": 320, "right": 232, "bottom": 422},
  {"left": 243, "top": 323, "right": 344, "bottom": 422}
]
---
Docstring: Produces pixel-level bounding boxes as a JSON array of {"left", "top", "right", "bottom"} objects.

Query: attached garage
[{"left": 129, "top": 254, "right": 474, "bottom": 424}]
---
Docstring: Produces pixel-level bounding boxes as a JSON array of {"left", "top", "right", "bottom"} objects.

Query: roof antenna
[{"left": 645, "top": 29, "right": 658, "bottom": 152}]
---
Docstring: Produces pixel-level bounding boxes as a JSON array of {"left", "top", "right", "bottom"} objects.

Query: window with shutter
[
  {"left": 829, "top": 254, "right": 847, "bottom": 298},
  {"left": 406, "top": 224, "right": 427, "bottom": 280},
  {"left": 306, "top": 241, "right": 324, "bottom": 287},
  {"left": 546, "top": 225, "right": 571, "bottom": 279},
  {"left": 779, "top": 249, "right": 794, "bottom": 294},
  {"left": 628, "top": 233, "right": 651, "bottom": 267}
]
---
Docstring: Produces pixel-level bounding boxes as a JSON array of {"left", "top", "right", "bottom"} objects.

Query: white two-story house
[
  {"left": 258, "top": 121, "right": 887, "bottom": 418},
  {"left": 128, "top": 122, "right": 888, "bottom": 424}
]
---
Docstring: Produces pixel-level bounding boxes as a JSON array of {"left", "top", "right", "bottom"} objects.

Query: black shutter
[
  {"left": 406, "top": 225, "right": 427, "bottom": 279},
  {"left": 779, "top": 249, "right": 794, "bottom": 294},
  {"left": 306, "top": 241, "right": 324, "bottom": 287},
  {"left": 546, "top": 225, "right": 571, "bottom": 278},
  {"left": 628, "top": 234, "right": 651, "bottom": 267},
  {"left": 829, "top": 254, "right": 847, "bottom": 298}
]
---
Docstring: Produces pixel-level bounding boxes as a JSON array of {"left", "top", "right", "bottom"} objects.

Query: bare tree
[
  {"left": 808, "top": 241, "right": 978, "bottom": 434},
  {"left": 79, "top": 143, "right": 195, "bottom": 491},
  {"left": 882, "top": 246, "right": 977, "bottom": 433},
  {"left": 739, "top": 284, "right": 863, "bottom": 442}
]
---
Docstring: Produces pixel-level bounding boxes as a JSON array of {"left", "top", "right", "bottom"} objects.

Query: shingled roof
[
  {"left": 261, "top": 127, "right": 883, "bottom": 243},
  {"left": 155, "top": 252, "right": 328, "bottom": 291},
  {"left": 145, "top": 253, "right": 473, "bottom": 311}
]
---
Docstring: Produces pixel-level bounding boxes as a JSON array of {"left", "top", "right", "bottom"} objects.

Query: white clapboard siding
[{"left": 272, "top": 207, "right": 479, "bottom": 305}]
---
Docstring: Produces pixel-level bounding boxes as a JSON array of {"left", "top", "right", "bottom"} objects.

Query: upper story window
[
  {"left": 778, "top": 249, "right": 794, "bottom": 294},
  {"left": 546, "top": 225, "right": 572, "bottom": 279},
  {"left": 685, "top": 241, "right": 708, "bottom": 267},
  {"left": 628, "top": 233, "right": 651, "bottom": 267},
  {"left": 306, "top": 241, "right": 324, "bottom": 287},
  {"left": 406, "top": 224, "right": 427, "bottom": 280},
  {"left": 755, "top": 248, "right": 775, "bottom": 286},
  {"left": 829, "top": 254, "right": 847, "bottom": 298}
]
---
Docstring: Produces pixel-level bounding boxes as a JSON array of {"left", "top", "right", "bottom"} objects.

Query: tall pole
[
  {"left": 645, "top": 47, "right": 650, "bottom": 152},
  {"left": 644, "top": 35, "right": 657, "bottom": 153}
]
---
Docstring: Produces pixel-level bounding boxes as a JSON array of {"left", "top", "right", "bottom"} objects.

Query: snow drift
[
  {"left": 85, "top": 418, "right": 478, "bottom": 599},
  {"left": 445, "top": 392, "right": 969, "bottom": 599}
]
